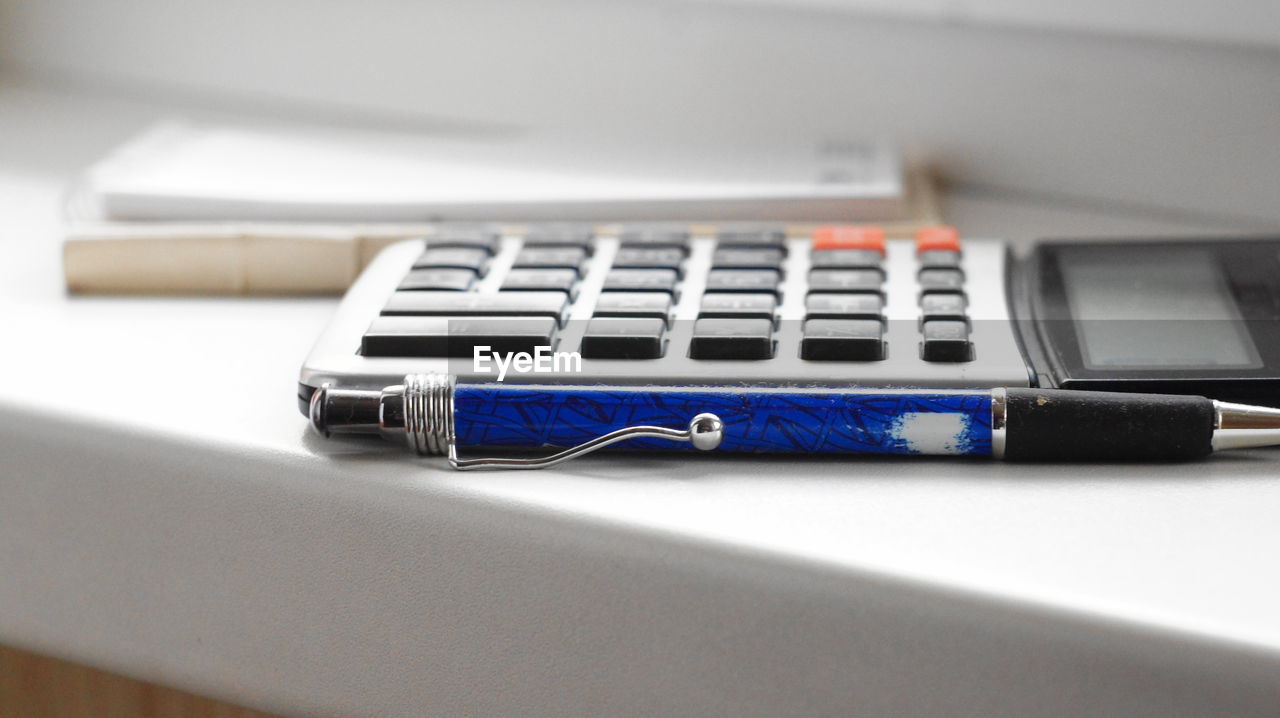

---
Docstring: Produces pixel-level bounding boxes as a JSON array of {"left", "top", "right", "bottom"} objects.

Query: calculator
[
  {"left": 298, "top": 227, "right": 1280, "bottom": 412},
  {"left": 297, "top": 224, "right": 1035, "bottom": 413}
]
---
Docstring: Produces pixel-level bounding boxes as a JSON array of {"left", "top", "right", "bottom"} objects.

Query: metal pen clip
[{"left": 310, "top": 373, "right": 724, "bottom": 470}]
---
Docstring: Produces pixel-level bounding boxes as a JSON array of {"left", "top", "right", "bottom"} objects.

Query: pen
[{"left": 309, "top": 373, "right": 1280, "bottom": 469}]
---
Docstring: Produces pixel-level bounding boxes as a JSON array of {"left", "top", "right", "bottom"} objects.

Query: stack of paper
[{"left": 63, "top": 121, "right": 935, "bottom": 294}]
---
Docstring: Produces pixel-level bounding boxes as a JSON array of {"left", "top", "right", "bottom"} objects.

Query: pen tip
[{"left": 1213, "top": 401, "right": 1280, "bottom": 451}]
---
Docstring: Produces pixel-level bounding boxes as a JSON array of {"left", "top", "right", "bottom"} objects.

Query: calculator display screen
[{"left": 1058, "top": 247, "right": 1261, "bottom": 369}]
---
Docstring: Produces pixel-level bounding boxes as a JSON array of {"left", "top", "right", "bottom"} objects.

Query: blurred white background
[
  {"left": 1, "top": 6, "right": 1279, "bottom": 717},
  {"left": 706, "top": 0, "right": 1280, "bottom": 47},
  {"left": 2, "top": 0, "right": 1278, "bottom": 225}
]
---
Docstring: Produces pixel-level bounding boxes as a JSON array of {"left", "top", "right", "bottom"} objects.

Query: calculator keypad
[
  {"left": 918, "top": 249, "right": 962, "bottom": 270},
  {"left": 699, "top": 293, "right": 777, "bottom": 320},
  {"left": 501, "top": 268, "right": 580, "bottom": 296},
  {"left": 689, "top": 318, "right": 775, "bottom": 360},
  {"left": 581, "top": 318, "right": 667, "bottom": 359},
  {"left": 808, "top": 269, "right": 883, "bottom": 294},
  {"left": 521, "top": 228, "right": 596, "bottom": 252},
  {"left": 356, "top": 225, "right": 993, "bottom": 368},
  {"left": 915, "top": 225, "right": 961, "bottom": 253},
  {"left": 812, "top": 225, "right": 885, "bottom": 253},
  {"left": 921, "top": 319, "right": 974, "bottom": 362},
  {"left": 425, "top": 229, "right": 501, "bottom": 254},
  {"left": 382, "top": 290, "right": 569, "bottom": 324},
  {"left": 711, "top": 248, "right": 785, "bottom": 271},
  {"left": 809, "top": 249, "right": 883, "bottom": 271},
  {"left": 805, "top": 293, "right": 883, "bottom": 320},
  {"left": 362, "top": 316, "right": 557, "bottom": 358},
  {"left": 618, "top": 229, "right": 691, "bottom": 252},
  {"left": 918, "top": 268, "right": 965, "bottom": 293},
  {"left": 800, "top": 319, "right": 885, "bottom": 362},
  {"left": 592, "top": 292, "right": 674, "bottom": 323},
  {"left": 603, "top": 268, "right": 680, "bottom": 294},
  {"left": 919, "top": 292, "right": 967, "bottom": 322},
  {"left": 398, "top": 268, "right": 477, "bottom": 292},
  {"left": 914, "top": 227, "right": 973, "bottom": 362},
  {"left": 413, "top": 247, "right": 491, "bottom": 274},
  {"left": 716, "top": 229, "right": 787, "bottom": 251},
  {"left": 613, "top": 247, "right": 686, "bottom": 273},
  {"left": 705, "top": 269, "right": 782, "bottom": 295},
  {"left": 513, "top": 247, "right": 588, "bottom": 275}
]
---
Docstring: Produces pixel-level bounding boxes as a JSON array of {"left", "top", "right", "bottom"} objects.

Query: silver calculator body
[{"left": 298, "top": 227, "right": 1031, "bottom": 411}]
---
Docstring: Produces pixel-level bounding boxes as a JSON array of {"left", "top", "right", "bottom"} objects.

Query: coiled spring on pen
[{"left": 402, "top": 372, "right": 455, "bottom": 456}]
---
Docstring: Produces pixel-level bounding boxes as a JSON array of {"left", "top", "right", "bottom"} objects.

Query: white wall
[
  {"left": 2, "top": 0, "right": 1278, "bottom": 225},
  {"left": 697, "top": 0, "right": 1280, "bottom": 49}
]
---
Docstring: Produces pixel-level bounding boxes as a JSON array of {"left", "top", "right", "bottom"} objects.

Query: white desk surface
[{"left": 2, "top": 80, "right": 1279, "bottom": 717}]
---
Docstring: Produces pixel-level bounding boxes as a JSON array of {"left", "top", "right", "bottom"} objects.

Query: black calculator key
[
  {"left": 919, "top": 268, "right": 965, "bottom": 293},
  {"left": 808, "top": 269, "right": 882, "bottom": 293},
  {"left": 919, "top": 249, "right": 962, "bottom": 270},
  {"left": 712, "top": 248, "right": 784, "bottom": 271},
  {"left": 501, "top": 268, "right": 579, "bottom": 296},
  {"left": 805, "top": 293, "right": 883, "bottom": 319},
  {"left": 429, "top": 229, "right": 501, "bottom": 254},
  {"left": 809, "top": 249, "right": 883, "bottom": 271},
  {"left": 413, "top": 247, "right": 491, "bottom": 274},
  {"left": 920, "top": 292, "right": 968, "bottom": 322},
  {"left": 522, "top": 228, "right": 596, "bottom": 252},
  {"left": 704, "top": 269, "right": 781, "bottom": 295},
  {"left": 603, "top": 269, "right": 679, "bottom": 294},
  {"left": 699, "top": 293, "right": 777, "bottom": 320},
  {"left": 618, "top": 228, "right": 691, "bottom": 253},
  {"left": 593, "top": 292, "right": 673, "bottom": 323},
  {"left": 921, "top": 320, "right": 974, "bottom": 362},
  {"left": 362, "top": 316, "right": 556, "bottom": 357},
  {"left": 514, "top": 247, "right": 588, "bottom": 274},
  {"left": 690, "top": 318, "right": 774, "bottom": 360},
  {"left": 717, "top": 228, "right": 787, "bottom": 251},
  {"left": 580, "top": 318, "right": 666, "bottom": 359},
  {"left": 801, "top": 319, "right": 885, "bottom": 361},
  {"left": 613, "top": 247, "right": 685, "bottom": 273},
  {"left": 382, "top": 291, "right": 569, "bottom": 324},
  {"left": 398, "top": 268, "right": 476, "bottom": 292}
]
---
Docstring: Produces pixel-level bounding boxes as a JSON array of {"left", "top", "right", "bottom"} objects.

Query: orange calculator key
[
  {"left": 915, "top": 225, "right": 961, "bottom": 254},
  {"left": 812, "top": 225, "right": 886, "bottom": 254}
]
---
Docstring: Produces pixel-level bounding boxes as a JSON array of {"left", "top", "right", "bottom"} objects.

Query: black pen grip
[{"left": 1001, "top": 388, "right": 1215, "bottom": 461}]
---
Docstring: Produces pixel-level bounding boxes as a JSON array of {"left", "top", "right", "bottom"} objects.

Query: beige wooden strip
[{"left": 0, "top": 643, "right": 283, "bottom": 718}]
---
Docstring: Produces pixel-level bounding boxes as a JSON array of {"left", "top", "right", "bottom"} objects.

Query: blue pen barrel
[{"left": 451, "top": 384, "right": 994, "bottom": 456}]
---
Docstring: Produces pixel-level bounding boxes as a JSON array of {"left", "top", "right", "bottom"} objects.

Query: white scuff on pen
[{"left": 889, "top": 412, "right": 972, "bottom": 454}]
